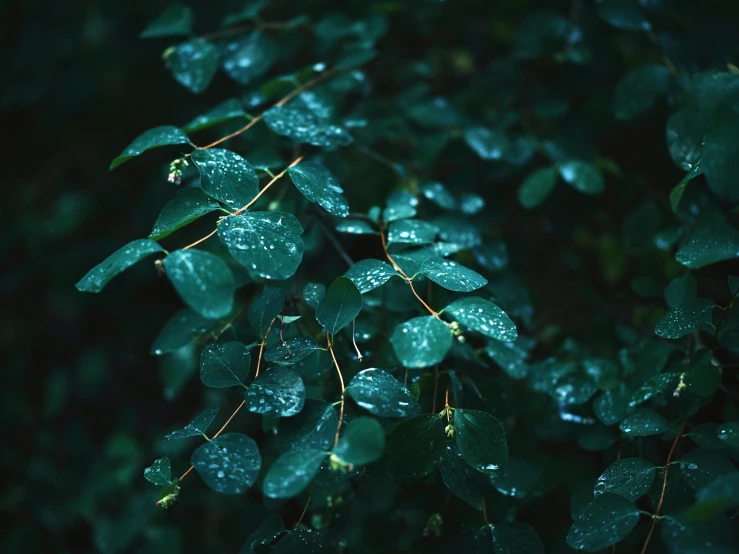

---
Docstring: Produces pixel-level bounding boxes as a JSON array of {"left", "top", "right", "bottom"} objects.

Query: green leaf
[
  {"left": 139, "top": 4, "right": 192, "bottom": 38},
  {"left": 391, "top": 316, "right": 453, "bottom": 368},
  {"left": 151, "top": 308, "right": 219, "bottom": 355},
  {"left": 613, "top": 64, "right": 671, "bottom": 120},
  {"left": 346, "top": 368, "right": 421, "bottom": 418},
  {"left": 619, "top": 408, "right": 670, "bottom": 436},
  {"left": 518, "top": 167, "right": 558, "bottom": 209},
  {"left": 315, "top": 276, "right": 362, "bottom": 336},
  {"left": 669, "top": 163, "right": 703, "bottom": 213},
  {"left": 335, "top": 219, "right": 375, "bottom": 235},
  {"left": 594, "top": 458, "right": 657, "bottom": 501},
  {"left": 678, "top": 448, "right": 737, "bottom": 490},
  {"left": 593, "top": 389, "right": 629, "bottom": 425},
  {"left": 262, "top": 448, "right": 325, "bottom": 499},
  {"left": 474, "top": 241, "right": 509, "bottom": 272},
  {"left": 246, "top": 366, "right": 305, "bottom": 417},
  {"left": 683, "top": 473, "right": 739, "bottom": 521},
  {"left": 200, "top": 342, "right": 250, "bottom": 388},
  {"left": 597, "top": 0, "right": 650, "bottom": 30},
  {"left": 387, "top": 219, "right": 437, "bottom": 245},
  {"left": 248, "top": 286, "right": 284, "bottom": 338},
  {"left": 303, "top": 283, "right": 325, "bottom": 309},
  {"left": 241, "top": 514, "right": 285, "bottom": 554},
  {"left": 191, "top": 433, "right": 261, "bottom": 494},
  {"left": 459, "top": 192, "right": 485, "bottom": 215},
  {"left": 420, "top": 181, "right": 456, "bottom": 210},
  {"left": 685, "top": 364, "right": 721, "bottom": 396},
  {"left": 183, "top": 98, "right": 246, "bottom": 134},
  {"left": 491, "top": 457, "right": 541, "bottom": 499},
  {"left": 333, "top": 417, "right": 385, "bottom": 465},
  {"left": 265, "top": 335, "right": 320, "bottom": 366},
  {"left": 110, "top": 126, "right": 190, "bottom": 169},
  {"left": 454, "top": 409, "right": 507, "bottom": 476},
  {"left": 222, "top": 0, "right": 268, "bottom": 26},
  {"left": 218, "top": 211, "right": 304, "bottom": 280},
  {"left": 76, "top": 239, "right": 163, "bottom": 293},
  {"left": 273, "top": 527, "right": 326, "bottom": 554},
  {"left": 729, "top": 275, "right": 739, "bottom": 295},
  {"left": 665, "top": 273, "right": 697, "bottom": 309},
  {"left": 165, "top": 406, "right": 219, "bottom": 440},
  {"left": 149, "top": 189, "right": 220, "bottom": 241},
  {"left": 558, "top": 161, "right": 605, "bottom": 195},
  {"left": 654, "top": 298, "right": 716, "bottom": 339},
  {"left": 143, "top": 457, "right": 171, "bottom": 486},
  {"left": 566, "top": 494, "right": 641, "bottom": 551},
  {"left": 675, "top": 209, "right": 739, "bottom": 268},
  {"left": 439, "top": 441, "right": 489, "bottom": 509},
  {"left": 383, "top": 190, "right": 418, "bottom": 222},
  {"left": 552, "top": 374, "right": 598, "bottom": 405},
  {"left": 276, "top": 400, "right": 337, "bottom": 453},
  {"left": 630, "top": 373, "right": 679, "bottom": 407},
  {"left": 344, "top": 259, "right": 399, "bottom": 293},
  {"left": 464, "top": 127, "right": 510, "bottom": 160},
  {"left": 221, "top": 31, "right": 277, "bottom": 86},
  {"left": 164, "top": 40, "right": 219, "bottom": 94},
  {"left": 288, "top": 162, "right": 350, "bottom": 217},
  {"left": 420, "top": 257, "right": 487, "bottom": 292},
  {"left": 163, "top": 249, "right": 236, "bottom": 319},
  {"left": 191, "top": 148, "right": 259, "bottom": 211},
  {"left": 434, "top": 215, "right": 482, "bottom": 247},
  {"left": 444, "top": 297, "right": 517, "bottom": 342},
  {"left": 490, "top": 522, "right": 544, "bottom": 554},
  {"left": 263, "top": 94, "right": 352, "bottom": 149},
  {"left": 703, "top": 100, "right": 739, "bottom": 203},
  {"left": 387, "top": 414, "right": 446, "bottom": 479},
  {"left": 717, "top": 421, "right": 739, "bottom": 447}
]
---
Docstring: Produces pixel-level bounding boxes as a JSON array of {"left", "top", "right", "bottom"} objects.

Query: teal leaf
[
  {"left": 685, "top": 364, "right": 721, "bottom": 396},
  {"left": 262, "top": 448, "right": 325, "bottom": 499},
  {"left": 420, "top": 257, "right": 487, "bottom": 292},
  {"left": 593, "top": 389, "right": 630, "bottom": 425},
  {"left": 597, "top": 0, "right": 650, "bottom": 30},
  {"left": 222, "top": 0, "right": 268, "bottom": 26},
  {"left": 485, "top": 339, "right": 528, "bottom": 379},
  {"left": 675, "top": 210, "right": 739, "bottom": 268},
  {"left": 391, "top": 316, "right": 453, "bottom": 368},
  {"left": 149, "top": 189, "right": 220, "bottom": 241},
  {"left": 200, "top": 342, "right": 250, "bottom": 388},
  {"left": 678, "top": 448, "right": 737, "bottom": 490},
  {"left": 139, "top": 4, "right": 192, "bottom": 38},
  {"left": 491, "top": 457, "right": 540, "bottom": 499},
  {"left": 433, "top": 215, "right": 482, "bottom": 247},
  {"left": 558, "top": 161, "right": 605, "bottom": 195},
  {"left": 315, "top": 276, "right": 362, "bottom": 336},
  {"left": 265, "top": 335, "right": 320, "bottom": 366},
  {"left": 444, "top": 297, "right": 517, "bottom": 342},
  {"left": 248, "top": 286, "right": 284, "bottom": 338},
  {"left": 221, "top": 31, "right": 277, "bottom": 86},
  {"left": 454, "top": 409, "right": 508, "bottom": 476},
  {"left": 669, "top": 162, "right": 703, "bottom": 213},
  {"left": 729, "top": 275, "right": 739, "bottom": 295},
  {"left": 518, "top": 166, "right": 558, "bottom": 209},
  {"left": 420, "top": 181, "right": 456, "bottom": 210},
  {"left": 665, "top": 273, "right": 697, "bottom": 309},
  {"left": 703, "top": 100, "right": 739, "bottom": 203},
  {"left": 263, "top": 94, "right": 352, "bottom": 149},
  {"left": 594, "top": 458, "right": 657, "bottom": 501},
  {"left": 164, "top": 40, "right": 219, "bottom": 94},
  {"left": 654, "top": 298, "right": 716, "bottom": 339},
  {"left": 630, "top": 373, "right": 679, "bottom": 407},
  {"left": 344, "top": 259, "right": 398, "bottom": 293},
  {"left": 439, "top": 441, "right": 488, "bottom": 509},
  {"left": 717, "top": 421, "right": 739, "bottom": 447},
  {"left": 490, "top": 522, "right": 545, "bottom": 554},
  {"left": 387, "top": 414, "right": 446, "bottom": 479},
  {"left": 276, "top": 400, "right": 337, "bottom": 453},
  {"left": 151, "top": 309, "right": 220, "bottom": 355},
  {"left": 273, "top": 527, "right": 326, "bottom": 554},
  {"left": 346, "top": 368, "right": 421, "bottom": 418},
  {"left": 566, "top": 494, "right": 641, "bottom": 551},
  {"left": 165, "top": 406, "right": 219, "bottom": 440},
  {"left": 76, "top": 239, "right": 163, "bottom": 292},
  {"left": 241, "top": 514, "right": 285, "bottom": 553},
  {"left": 110, "top": 126, "right": 189, "bottom": 169},
  {"left": 218, "top": 211, "right": 304, "bottom": 280},
  {"left": 143, "top": 457, "right": 172, "bottom": 486},
  {"left": 683, "top": 473, "right": 739, "bottom": 521},
  {"left": 383, "top": 190, "right": 418, "bottom": 222},
  {"left": 613, "top": 64, "right": 671, "bottom": 120},
  {"left": 246, "top": 366, "right": 305, "bottom": 417},
  {"left": 333, "top": 417, "right": 385, "bottom": 465},
  {"left": 163, "top": 249, "right": 236, "bottom": 319},
  {"left": 458, "top": 192, "right": 485, "bottom": 215},
  {"left": 473, "top": 241, "right": 509, "bottom": 272},
  {"left": 335, "top": 219, "right": 375, "bottom": 235},
  {"left": 183, "top": 98, "right": 246, "bottom": 134},
  {"left": 387, "top": 219, "right": 437, "bottom": 245},
  {"left": 463, "top": 127, "right": 510, "bottom": 160},
  {"left": 191, "top": 433, "right": 261, "bottom": 494},
  {"left": 619, "top": 408, "right": 669, "bottom": 436},
  {"left": 191, "top": 148, "right": 259, "bottom": 211},
  {"left": 288, "top": 162, "right": 350, "bottom": 217},
  {"left": 552, "top": 374, "right": 597, "bottom": 405},
  {"left": 303, "top": 283, "right": 325, "bottom": 309}
]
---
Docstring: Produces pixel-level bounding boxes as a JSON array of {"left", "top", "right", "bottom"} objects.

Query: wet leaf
[
  {"left": 303, "top": 283, "right": 325, "bottom": 309},
  {"left": 265, "top": 335, "right": 320, "bottom": 366},
  {"left": 263, "top": 94, "right": 352, "bottom": 149},
  {"left": 246, "top": 366, "right": 305, "bottom": 417},
  {"left": 110, "top": 126, "right": 190, "bottom": 169},
  {"left": 391, "top": 316, "right": 453, "bottom": 368},
  {"left": 315, "top": 276, "right": 362, "bottom": 336},
  {"left": 346, "top": 368, "right": 421, "bottom": 418},
  {"left": 262, "top": 448, "right": 325, "bottom": 499},
  {"left": 387, "top": 219, "right": 437, "bottom": 245},
  {"left": 200, "top": 341, "right": 250, "bottom": 388},
  {"left": 184, "top": 98, "right": 246, "bottom": 134},
  {"left": 344, "top": 259, "right": 399, "bottom": 293},
  {"left": 594, "top": 458, "right": 656, "bottom": 501},
  {"left": 149, "top": 189, "right": 220, "bottom": 241},
  {"left": 191, "top": 148, "right": 259, "bottom": 211},
  {"left": 717, "top": 421, "right": 739, "bottom": 447},
  {"left": 420, "top": 181, "right": 456, "bottom": 210},
  {"left": 288, "top": 161, "right": 350, "bottom": 217},
  {"left": 248, "top": 286, "right": 284, "bottom": 338},
  {"left": 619, "top": 408, "right": 670, "bottom": 436},
  {"left": 558, "top": 161, "right": 605, "bottom": 195},
  {"left": 593, "top": 389, "right": 630, "bottom": 425},
  {"left": 164, "top": 40, "right": 219, "bottom": 94},
  {"left": 273, "top": 527, "right": 326, "bottom": 553},
  {"left": 464, "top": 127, "right": 510, "bottom": 160},
  {"left": 655, "top": 298, "right": 716, "bottom": 339},
  {"left": 276, "top": 400, "right": 337, "bottom": 453},
  {"left": 151, "top": 308, "right": 220, "bottom": 355},
  {"left": 143, "top": 457, "right": 171, "bottom": 486},
  {"left": 76, "top": 239, "right": 163, "bottom": 292},
  {"left": 566, "top": 494, "right": 640, "bottom": 551},
  {"left": 221, "top": 31, "right": 277, "bottom": 86},
  {"left": 675, "top": 210, "right": 739, "bottom": 269},
  {"left": 518, "top": 167, "right": 558, "bottom": 209},
  {"left": 191, "top": 433, "right": 261, "bottom": 494},
  {"left": 678, "top": 448, "right": 737, "bottom": 490},
  {"left": 165, "top": 406, "right": 219, "bottom": 440},
  {"left": 683, "top": 472, "right": 739, "bottom": 521},
  {"left": 454, "top": 409, "right": 508, "bottom": 476},
  {"left": 491, "top": 522, "right": 545, "bottom": 554},
  {"left": 613, "top": 64, "right": 671, "bottom": 120},
  {"left": 387, "top": 414, "right": 446, "bottom": 479},
  {"left": 444, "top": 297, "right": 517, "bottom": 342},
  {"left": 333, "top": 416, "right": 385, "bottom": 465},
  {"left": 420, "top": 257, "right": 487, "bottom": 292}
]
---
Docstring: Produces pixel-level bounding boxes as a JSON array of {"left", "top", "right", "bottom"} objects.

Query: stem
[
  {"left": 255, "top": 317, "right": 277, "bottom": 378},
  {"left": 231, "top": 156, "right": 304, "bottom": 216},
  {"left": 296, "top": 484, "right": 316, "bottom": 528},
  {"left": 640, "top": 420, "right": 686, "bottom": 554},
  {"left": 327, "top": 333, "right": 346, "bottom": 448},
  {"left": 183, "top": 228, "right": 218, "bottom": 250}
]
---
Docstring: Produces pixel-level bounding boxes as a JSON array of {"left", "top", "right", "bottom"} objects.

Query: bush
[{"left": 72, "top": 0, "right": 739, "bottom": 552}]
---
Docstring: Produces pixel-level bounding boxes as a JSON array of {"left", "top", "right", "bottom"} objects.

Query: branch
[{"left": 327, "top": 333, "right": 346, "bottom": 448}]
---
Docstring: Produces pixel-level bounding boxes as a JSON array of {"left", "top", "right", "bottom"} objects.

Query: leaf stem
[
  {"left": 255, "top": 317, "right": 277, "bottom": 378},
  {"left": 327, "top": 333, "right": 346, "bottom": 448}
]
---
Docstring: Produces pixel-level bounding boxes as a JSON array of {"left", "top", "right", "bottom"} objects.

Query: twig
[
  {"left": 296, "top": 484, "right": 316, "bottom": 528},
  {"left": 255, "top": 317, "right": 278, "bottom": 378},
  {"left": 327, "top": 333, "right": 346, "bottom": 448}
]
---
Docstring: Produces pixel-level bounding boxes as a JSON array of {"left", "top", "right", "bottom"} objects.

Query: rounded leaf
[
  {"left": 454, "top": 409, "right": 508, "bottom": 476},
  {"left": 346, "top": 368, "right": 421, "bottom": 418},
  {"left": 391, "top": 316, "right": 453, "bottom": 368},
  {"left": 246, "top": 366, "right": 305, "bottom": 417},
  {"left": 191, "top": 433, "right": 261, "bottom": 494}
]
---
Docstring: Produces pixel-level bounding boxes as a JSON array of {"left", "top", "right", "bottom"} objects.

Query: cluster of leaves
[{"left": 75, "top": 0, "right": 739, "bottom": 552}]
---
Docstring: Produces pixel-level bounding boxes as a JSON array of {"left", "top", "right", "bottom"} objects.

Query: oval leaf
[
  {"left": 391, "top": 316, "right": 453, "bottom": 368},
  {"left": 200, "top": 341, "right": 251, "bottom": 388},
  {"left": 288, "top": 161, "right": 350, "bottom": 217},
  {"left": 246, "top": 366, "right": 305, "bottom": 417},
  {"left": 262, "top": 448, "right": 325, "bottom": 499},
  {"left": 454, "top": 409, "right": 508, "bottom": 476},
  {"left": 346, "top": 368, "right": 421, "bottom": 418},
  {"left": 191, "top": 148, "right": 259, "bottom": 211},
  {"left": 333, "top": 417, "right": 385, "bottom": 466},
  {"left": 444, "top": 297, "right": 517, "bottom": 342},
  {"left": 345, "top": 259, "right": 399, "bottom": 294},
  {"left": 76, "top": 239, "right": 164, "bottom": 293},
  {"left": 315, "top": 276, "right": 362, "bottom": 336},
  {"left": 191, "top": 433, "right": 261, "bottom": 494},
  {"left": 420, "top": 257, "right": 487, "bottom": 292}
]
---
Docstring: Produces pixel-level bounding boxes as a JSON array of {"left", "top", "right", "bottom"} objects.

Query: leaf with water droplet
[
  {"left": 717, "top": 421, "right": 739, "bottom": 447},
  {"left": 184, "top": 98, "right": 246, "bottom": 134},
  {"left": 221, "top": 30, "right": 276, "bottom": 86},
  {"left": 288, "top": 161, "right": 350, "bottom": 217},
  {"left": 619, "top": 408, "right": 669, "bottom": 437},
  {"left": 248, "top": 286, "right": 284, "bottom": 338},
  {"left": 218, "top": 211, "right": 304, "bottom": 280},
  {"left": 383, "top": 190, "right": 418, "bottom": 222},
  {"left": 240, "top": 513, "right": 285, "bottom": 554},
  {"left": 200, "top": 341, "right": 250, "bottom": 388},
  {"left": 149, "top": 189, "right": 220, "bottom": 241},
  {"left": 387, "top": 219, "right": 437, "bottom": 245},
  {"left": 473, "top": 240, "right": 509, "bottom": 272},
  {"left": 655, "top": 298, "right": 716, "bottom": 339},
  {"left": 273, "top": 527, "right": 326, "bottom": 554},
  {"left": 669, "top": 162, "right": 703, "bottom": 213},
  {"left": 151, "top": 308, "right": 221, "bottom": 355},
  {"left": 165, "top": 406, "right": 219, "bottom": 440},
  {"left": 675, "top": 209, "right": 739, "bottom": 269},
  {"left": 246, "top": 366, "right": 305, "bottom": 417},
  {"left": 420, "top": 257, "right": 487, "bottom": 292},
  {"left": 491, "top": 457, "right": 540, "bottom": 499},
  {"left": 164, "top": 39, "right": 219, "bottom": 94},
  {"left": 344, "top": 259, "right": 399, "bottom": 294},
  {"left": 262, "top": 448, "right": 325, "bottom": 499},
  {"left": 420, "top": 181, "right": 456, "bottom": 210},
  {"left": 518, "top": 167, "right": 558, "bottom": 209},
  {"left": 566, "top": 493, "right": 640, "bottom": 551},
  {"left": 485, "top": 338, "right": 529, "bottom": 379},
  {"left": 491, "top": 522, "right": 545, "bottom": 554},
  {"left": 164, "top": 249, "right": 236, "bottom": 319},
  {"left": 110, "top": 126, "right": 190, "bottom": 170},
  {"left": 346, "top": 368, "right": 421, "bottom": 418},
  {"left": 391, "top": 316, "right": 452, "bottom": 368},
  {"left": 265, "top": 335, "right": 319, "bottom": 366},
  {"left": 333, "top": 416, "right": 385, "bottom": 466},
  {"left": 678, "top": 448, "right": 737, "bottom": 490},
  {"left": 683, "top": 472, "right": 739, "bottom": 521},
  {"left": 303, "top": 283, "right": 325, "bottom": 309},
  {"left": 263, "top": 93, "right": 352, "bottom": 149},
  {"left": 454, "top": 409, "right": 507, "bottom": 476},
  {"left": 594, "top": 458, "right": 656, "bottom": 501},
  {"left": 685, "top": 364, "right": 721, "bottom": 397},
  {"left": 387, "top": 414, "right": 446, "bottom": 479},
  {"left": 315, "top": 276, "right": 362, "bottom": 336},
  {"left": 76, "top": 239, "right": 164, "bottom": 293},
  {"left": 445, "top": 296, "right": 517, "bottom": 343},
  {"left": 143, "top": 457, "right": 171, "bottom": 486},
  {"left": 629, "top": 373, "right": 679, "bottom": 407},
  {"left": 191, "top": 148, "right": 259, "bottom": 211},
  {"left": 558, "top": 160, "right": 605, "bottom": 195},
  {"left": 139, "top": 4, "right": 192, "bottom": 38},
  {"left": 464, "top": 127, "right": 509, "bottom": 160},
  {"left": 276, "top": 400, "right": 337, "bottom": 454},
  {"left": 335, "top": 218, "right": 375, "bottom": 235},
  {"left": 191, "top": 433, "right": 261, "bottom": 494},
  {"left": 439, "top": 440, "right": 490, "bottom": 509}
]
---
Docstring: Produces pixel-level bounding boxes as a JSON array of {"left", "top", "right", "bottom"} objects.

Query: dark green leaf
[
  {"left": 594, "top": 458, "right": 657, "bottom": 501},
  {"left": 184, "top": 98, "right": 246, "bottom": 134},
  {"left": 491, "top": 522, "right": 544, "bottom": 554},
  {"left": 685, "top": 364, "right": 721, "bottom": 396},
  {"left": 315, "top": 276, "right": 362, "bottom": 336},
  {"left": 344, "top": 259, "right": 398, "bottom": 293},
  {"left": 288, "top": 162, "right": 350, "bottom": 217},
  {"left": 139, "top": 4, "right": 192, "bottom": 38},
  {"left": 200, "top": 342, "right": 250, "bottom": 388},
  {"left": 559, "top": 161, "right": 605, "bottom": 195},
  {"left": 248, "top": 286, "right": 284, "bottom": 338},
  {"left": 420, "top": 257, "right": 487, "bottom": 292},
  {"left": 262, "top": 448, "right": 325, "bottom": 499},
  {"left": 246, "top": 366, "right": 305, "bottom": 417},
  {"left": 143, "top": 457, "right": 171, "bottom": 486},
  {"left": 613, "top": 65, "right": 670, "bottom": 120},
  {"left": 383, "top": 190, "right": 418, "bottom": 222},
  {"left": 655, "top": 298, "right": 716, "bottom": 339},
  {"left": 110, "top": 125, "right": 190, "bottom": 169},
  {"left": 485, "top": 339, "right": 529, "bottom": 379},
  {"left": 678, "top": 448, "right": 737, "bottom": 490},
  {"left": 675, "top": 210, "right": 739, "bottom": 268},
  {"left": 665, "top": 273, "right": 697, "bottom": 309},
  {"left": 717, "top": 421, "right": 739, "bottom": 446},
  {"left": 593, "top": 389, "right": 630, "bottom": 425},
  {"left": 597, "top": 0, "right": 650, "bottom": 30},
  {"left": 391, "top": 316, "right": 453, "bottom": 368},
  {"left": 439, "top": 441, "right": 489, "bottom": 509},
  {"left": 164, "top": 40, "right": 219, "bottom": 94},
  {"left": 683, "top": 473, "right": 739, "bottom": 521},
  {"left": 240, "top": 514, "right": 284, "bottom": 554},
  {"left": 149, "top": 189, "right": 220, "bottom": 241},
  {"left": 265, "top": 335, "right": 319, "bottom": 366},
  {"left": 491, "top": 457, "right": 540, "bottom": 498},
  {"left": 273, "top": 527, "right": 326, "bottom": 554},
  {"left": 444, "top": 297, "right": 517, "bottom": 342},
  {"left": 473, "top": 241, "right": 509, "bottom": 272},
  {"left": 335, "top": 219, "right": 375, "bottom": 235},
  {"left": 703, "top": 99, "right": 739, "bottom": 203},
  {"left": 346, "top": 368, "right": 421, "bottom": 418},
  {"left": 387, "top": 414, "right": 446, "bottom": 479},
  {"left": 303, "top": 283, "right": 325, "bottom": 309},
  {"left": 151, "top": 308, "right": 220, "bottom": 355},
  {"left": 76, "top": 239, "right": 163, "bottom": 292},
  {"left": 221, "top": 31, "right": 277, "bottom": 86},
  {"left": 276, "top": 400, "right": 337, "bottom": 453},
  {"left": 566, "top": 494, "right": 640, "bottom": 551},
  {"left": 464, "top": 127, "right": 510, "bottom": 160},
  {"left": 420, "top": 181, "right": 456, "bottom": 209},
  {"left": 191, "top": 148, "right": 259, "bottom": 211},
  {"left": 387, "top": 219, "right": 437, "bottom": 245},
  {"left": 552, "top": 374, "right": 598, "bottom": 405},
  {"left": 165, "top": 406, "right": 219, "bottom": 440},
  {"left": 222, "top": 0, "right": 268, "bottom": 26},
  {"left": 669, "top": 163, "right": 703, "bottom": 213},
  {"left": 191, "top": 433, "right": 261, "bottom": 494},
  {"left": 619, "top": 408, "right": 670, "bottom": 436},
  {"left": 454, "top": 409, "right": 508, "bottom": 476},
  {"left": 518, "top": 167, "right": 558, "bottom": 209},
  {"left": 333, "top": 417, "right": 385, "bottom": 465},
  {"left": 263, "top": 94, "right": 352, "bottom": 149}
]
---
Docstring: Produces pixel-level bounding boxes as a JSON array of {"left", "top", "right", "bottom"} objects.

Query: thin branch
[
  {"left": 327, "top": 333, "right": 346, "bottom": 448},
  {"left": 296, "top": 484, "right": 316, "bottom": 528},
  {"left": 255, "top": 317, "right": 277, "bottom": 378},
  {"left": 183, "top": 228, "right": 218, "bottom": 250},
  {"left": 232, "top": 155, "right": 304, "bottom": 216}
]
